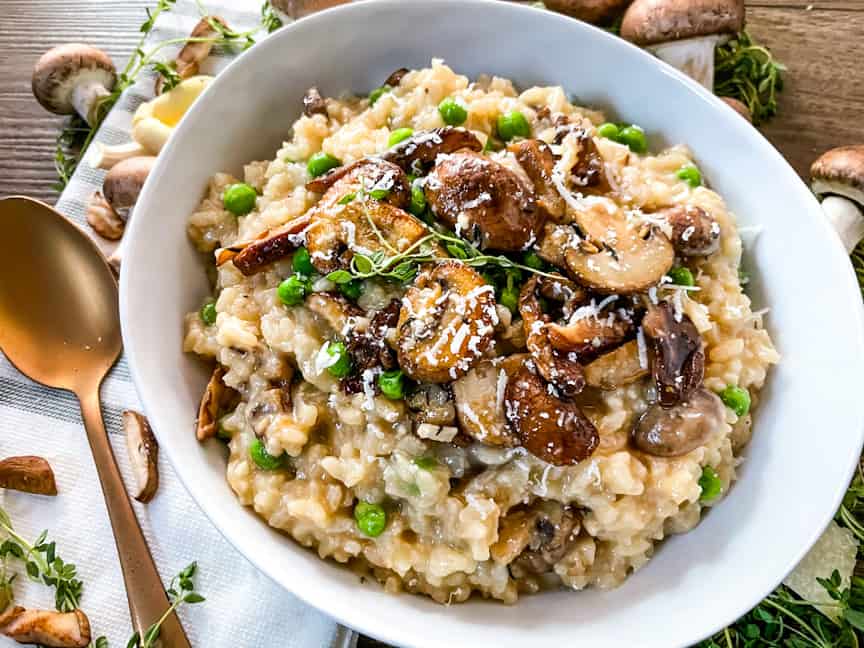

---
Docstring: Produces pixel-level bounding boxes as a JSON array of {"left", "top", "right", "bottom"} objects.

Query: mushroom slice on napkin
[
  {"left": 0, "top": 456, "right": 57, "bottom": 496},
  {"left": 123, "top": 410, "right": 159, "bottom": 503},
  {"left": 0, "top": 607, "right": 91, "bottom": 648}
]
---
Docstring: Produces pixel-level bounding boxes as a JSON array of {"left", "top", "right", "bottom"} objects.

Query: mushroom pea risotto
[{"left": 184, "top": 60, "right": 778, "bottom": 603}]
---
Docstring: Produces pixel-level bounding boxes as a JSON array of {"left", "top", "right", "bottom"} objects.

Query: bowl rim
[{"left": 120, "top": 1, "right": 864, "bottom": 646}]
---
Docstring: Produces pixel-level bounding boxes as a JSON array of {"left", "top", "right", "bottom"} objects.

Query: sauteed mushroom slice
[
  {"left": 306, "top": 157, "right": 409, "bottom": 208},
  {"left": 397, "top": 261, "right": 497, "bottom": 383},
  {"left": 584, "top": 340, "right": 649, "bottom": 390},
  {"left": 632, "top": 388, "right": 724, "bottom": 456},
  {"left": 519, "top": 275, "right": 587, "bottom": 396},
  {"left": 306, "top": 292, "right": 364, "bottom": 334},
  {"left": 302, "top": 86, "right": 327, "bottom": 117},
  {"left": 504, "top": 365, "right": 598, "bottom": 465},
  {"left": 0, "top": 606, "right": 91, "bottom": 648},
  {"left": 232, "top": 214, "right": 311, "bottom": 276},
  {"left": 380, "top": 126, "right": 482, "bottom": 172},
  {"left": 509, "top": 139, "right": 566, "bottom": 220},
  {"left": 306, "top": 199, "right": 427, "bottom": 274},
  {"left": 657, "top": 205, "right": 721, "bottom": 256},
  {"left": 642, "top": 301, "right": 704, "bottom": 407},
  {"left": 383, "top": 67, "right": 410, "bottom": 87},
  {"left": 452, "top": 354, "right": 525, "bottom": 447},
  {"left": 563, "top": 127, "right": 610, "bottom": 193},
  {"left": 545, "top": 296, "right": 635, "bottom": 359},
  {"left": 564, "top": 207, "right": 674, "bottom": 294},
  {"left": 425, "top": 150, "right": 542, "bottom": 251},
  {"left": 536, "top": 222, "right": 577, "bottom": 269},
  {"left": 510, "top": 503, "right": 580, "bottom": 576},
  {"left": 196, "top": 366, "right": 239, "bottom": 441}
]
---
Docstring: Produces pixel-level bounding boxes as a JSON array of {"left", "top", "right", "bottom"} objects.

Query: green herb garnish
[
  {"left": 714, "top": 31, "right": 786, "bottom": 125},
  {"left": 260, "top": 0, "right": 283, "bottom": 33},
  {"left": 126, "top": 562, "right": 205, "bottom": 648}
]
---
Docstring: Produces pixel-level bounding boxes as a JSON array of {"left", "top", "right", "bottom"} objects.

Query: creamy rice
[{"left": 183, "top": 60, "right": 778, "bottom": 603}]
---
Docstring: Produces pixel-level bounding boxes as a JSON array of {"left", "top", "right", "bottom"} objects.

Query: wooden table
[{"left": 0, "top": 2, "right": 860, "bottom": 647}]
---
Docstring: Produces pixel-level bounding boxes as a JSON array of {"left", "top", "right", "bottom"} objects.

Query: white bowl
[{"left": 121, "top": 2, "right": 864, "bottom": 646}]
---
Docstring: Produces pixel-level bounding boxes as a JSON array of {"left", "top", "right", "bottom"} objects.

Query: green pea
[
  {"left": 378, "top": 369, "right": 405, "bottom": 400},
  {"left": 326, "top": 340, "right": 352, "bottom": 378},
  {"left": 413, "top": 456, "right": 437, "bottom": 470},
  {"left": 719, "top": 385, "right": 751, "bottom": 416},
  {"left": 499, "top": 284, "right": 519, "bottom": 313},
  {"left": 199, "top": 301, "right": 217, "bottom": 326},
  {"left": 698, "top": 466, "right": 722, "bottom": 502},
  {"left": 292, "top": 247, "right": 315, "bottom": 276},
  {"left": 339, "top": 279, "right": 363, "bottom": 300},
  {"left": 438, "top": 97, "right": 468, "bottom": 126},
  {"left": 409, "top": 180, "right": 427, "bottom": 217},
  {"left": 277, "top": 275, "right": 309, "bottom": 306},
  {"left": 497, "top": 110, "right": 531, "bottom": 141},
  {"left": 676, "top": 164, "right": 702, "bottom": 187},
  {"left": 617, "top": 125, "right": 647, "bottom": 154},
  {"left": 522, "top": 250, "right": 545, "bottom": 270},
  {"left": 388, "top": 127, "right": 414, "bottom": 148},
  {"left": 667, "top": 267, "right": 695, "bottom": 287},
  {"left": 596, "top": 122, "right": 620, "bottom": 140},
  {"left": 249, "top": 439, "right": 286, "bottom": 470},
  {"left": 307, "top": 152, "right": 341, "bottom": 178},
  {"left": 368, "top": 85, "right": 390, "bottom": 105},
  {"left": 223, "top": 183, "right": 257, "bottom": 216},
  {"left": 354, "top": 501, "right": 387, "bottom": 537}
]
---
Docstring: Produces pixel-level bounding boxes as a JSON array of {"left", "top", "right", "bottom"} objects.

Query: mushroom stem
[
  {"left": 649, "top": 35, "right": 722, "bottom": 89},
  {"left": 71, "top": 77, "right": 110, "bottom": 126},
  {"left": 820, "top": 195, "right": 864, "bottom": 253},
  {"left": 90, "top": 141, "right": 148, "bottom": 170}
]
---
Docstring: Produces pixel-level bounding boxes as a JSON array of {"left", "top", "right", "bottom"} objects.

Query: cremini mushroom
[
  {"left": 810, "top": 145, "right": 864, "bottom": 253},
  {"left": 564, "top": 205, "right": 674, "bottom": 294},
  {"left": 642, "top": 301, "right": 705, "bottom": 407},
  {"left": 381, "top": 127, "right": 482, "bottom": 173},
  {"left": 504, "top": 364, "right": 599, "bottom": 465},
  {"left": 632, "top": 388, "right": 724, "bottom": 456},
  {"left": 91, "top": 75, "right": 212, "bottom": 169},
  {"left": 509, "top": 139, "right": 565, "bottom": 220},
  {"left": 451, "top": 355, "right": 525, "bottom": 447},
  {"left": 154, "top": 16, "right": 227, "bottom": 95},
  {"left": 305, "top": 157, "right": 410, "bottom": 208},
  {"left": 196, "top": 366, "right": 239, "bottom": 441},
  {"left": 544, "top": 0, "right": 632, "bottom": 24},
  {"left": 32, "top": 44, "right": 117, "bottom": 126},
  {"left": 397, "top": 261, "right": 497, "bottom": 383},
  {"left": 86, "top": 191, "right": 125, "bottom": 240},
  {"left": 620, "top": 0, "right": 745, "bottom": 89},
  {"left": 123, "top": 410, "right": 159, "bottom": 503},
  {"left": 102, "top": 156, "right": 156, "bottom": 221},
  {"left": 655, "top": 204, "right": 721, "bottom": 256},
  {"left": 425, "top": 150, "right": 543, "bottom": 251},
  {"left": 0, "top": 456, "right": 57, "bottom": 496},
  {"left": 0, "top": 606, "right": 91, "bottom": 648},
  {"left": 584, "top": 339, "right": 650, "bottom": 389},
  {"left": 721, "top": 96, "right": 752, "bottom": 122},
  {"left": 230, "top": 214, "right": 311, "bottom": 276}
]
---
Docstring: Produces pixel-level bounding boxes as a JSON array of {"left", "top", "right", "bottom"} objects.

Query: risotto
[{"left": 183, "top": 60, "right": 778, "bottom": 603}]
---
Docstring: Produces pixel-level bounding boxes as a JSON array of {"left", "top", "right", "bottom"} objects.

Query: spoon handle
[{"left": 78, "top": 387, "right": 192, "bottom": 647}]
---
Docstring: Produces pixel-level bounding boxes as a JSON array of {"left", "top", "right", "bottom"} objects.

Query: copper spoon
[{"left": 0, "top": 196, "right": 191, "bottom": 647}]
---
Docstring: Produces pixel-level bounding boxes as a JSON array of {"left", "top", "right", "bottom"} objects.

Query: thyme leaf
[{"left": 714, "top": 31, "right": 786, "bottom": 125}]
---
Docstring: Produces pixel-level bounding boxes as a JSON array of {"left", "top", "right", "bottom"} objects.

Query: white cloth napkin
[{"left": 1, "top": 2, "right": 354, "bottom": 646}]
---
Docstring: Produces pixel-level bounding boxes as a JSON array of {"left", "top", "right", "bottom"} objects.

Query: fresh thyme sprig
[
  {"left": 0, "top": 505, "right": 82, "bottom": 613},
  {"left": 261, "top": 0, "right": 284, "bottom": 33},
  {"left": 714, "top": 31, "right": 786, "bottom": 125}
]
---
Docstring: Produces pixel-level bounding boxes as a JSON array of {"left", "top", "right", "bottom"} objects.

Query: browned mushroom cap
[
  {"left": 811, "top": 145, "right": 864, "bottom": 208},
  {"left": 380, "top": 127, "right": 483, "bottom": 172},
  {"left": 655, "top": 205, "right": 721, "bottom": 256},
  {"left": 0, "top": 606, "right": 91, "bottom": 648},
  {"left": 397, "top": 261, "right": 497, "bottom": 383},
  {"left": 546, "top": 297, "right": 636, "bottom": 358},
  {"left": 425, "top": 151, "right": 543, "bottom": 251},
  {"left": 535, "top": 222, "right": 577, "bottom": 269},
  {"left": 383, "top": 67, "right": 410, "bottom": 87},
  {"left": 519, "top": 275, "right": 587, "bottom": 396},
  {"left": 196, "top": 366, "right": 239, "bottom": 441},
  {"left": 642, "top": 301, "right": 704, "bottom": 407},
  {"left": 584, "top": 339, "right": 650, "bottom": 389},
  {"left": 564, "top": 206, "right": 674, "bottom": 294},
  {"left": 720, "top": 97, "right": 752, "bottom": 123},
  {"left": 504, "top": 364, "right": 598, "bottom": 465},
  {"left": 32, "top": 44, "right": 116, "bottom": 125},
  {"left": 451, "top": 354, "right": 526, "bottom": 447},
  {"left": 620, "top": 0, "right": 744, "bottom": 46},
  {"left": 232, "top": 214, "right": 311, "bottom": 276},
  {"left": 631, "top": 387, "right": 724, "bottom": 456},
  {"left": 562, "top": 127, "right": 611, "bottom": 194},
  {"left": 0, "top": 456, "right": 57, "bottom": 496},
  {"left": 102, "top": 156, "right": 156, "bottom": 221},
  {"left": 123, "top": 410, "right": 159, "bottom": 503},
  {"left": 509, "top": 503, "right": 580, "bottom": 577},
  {"left": 302, "top": 86, "right": 327, "bottom": 117},
  {"left": 306, "top": 157, "right": 410, "bottom": 208},
  {"left": 86, "top": 191, "right": 124, "bottom": 240},
  {"left": 545, "top": 0, "right": 633, "bottom": 24},
  {"left": 509, "top": 139, "right": 566, "bottom": 220},
  {"left": 155, "top": 16, "right": 227, "bottom": 94}
]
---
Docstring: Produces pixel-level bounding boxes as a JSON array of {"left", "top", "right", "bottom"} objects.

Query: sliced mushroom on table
[
  {"left": 0, "top": 606, "right": 91, "bottom": 648},
  {"left": 0, "top": 456, "right": 57, "bottom": 496},
  {"left": 123, "top": 410, "right": 159, "bottom": 503},
  {"left": 380, "top": 126, "right": 482, "bottom": 173},
  {"left": 86, "top": 191, "right": 125, "bottom": 241},
  {"left": 425, "top": 150, "right": 544, "bottom": 251},
  {"left": 632, "top": 388, "right": 725, "bottom": 456},
  {"left": 397, "top": 261, "right": 497, "bottom": 383},
  {"left": 642, "top": 301, "right": 705, "bottom": 407},
  {"left": 810, "top": 145, "right": 864, "bottom": 253},
  {"left": 155, "top": 15, "right": 228, "bottom": 95}
]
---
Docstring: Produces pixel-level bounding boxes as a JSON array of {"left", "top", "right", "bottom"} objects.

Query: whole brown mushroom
[
  {"left": 810, "top": 145, "right": 864, "bottom": 253},
  {"left": 544, "top": 0, "right": 633, "bottom": 25},
  {"left": 102, "top": 156, "right": 156, "bottom": 221},
  {"left": 620, "top": 0, "right": 744, "bottom": 89},
  {"left": 32, "top": 44, "right": 117, "bottom": 126}
]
